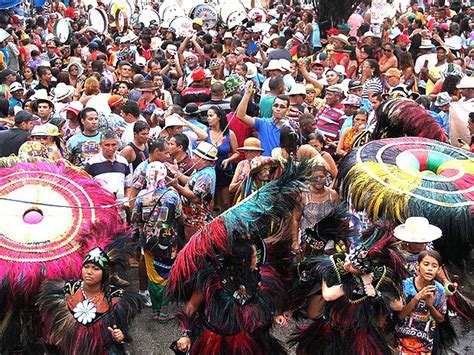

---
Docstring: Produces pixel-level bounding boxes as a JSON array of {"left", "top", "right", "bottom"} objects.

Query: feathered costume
[
  {"left": 287, "top": 203, "right": 356, "bottom": 313},
  {"left": 36, "top": 246, "right": 143, "bottom": 355},
  {"left": 289, "top": 226, "right": 406, "bottom": 355},
  {"left": 300, "top": 202, "right": 354, "bottom": 257},
  {"left": 337, "top": 137, "right": 474, "bottom": 266},
  {"left": 168, "top": 161, "right": 311, "bottom": 354},
  {"left": 370, "top": 99, "right": 449, "bottom": 143},
  {"left": 0, "top": 159, "right": 127, "bottom": 353}
]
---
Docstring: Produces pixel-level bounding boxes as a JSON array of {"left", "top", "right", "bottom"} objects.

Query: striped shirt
[
  {"left": 315, "top": 104, "right": 345, "bottom": 141},
  {"left": 85, "top": 153, "right": 131, "bottom": 202}
]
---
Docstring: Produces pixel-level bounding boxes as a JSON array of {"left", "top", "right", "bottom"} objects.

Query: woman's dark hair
[
  {"left": 36, "top": 66, "right": 51, "bottom": 79},
  {"left": 441, "top": 74, "right": 462, "bottom": 96},
  {"left": 399, "top": 51, "right": 414, "bottom": 71},
  {"left": 365, "top": 59, "right": 381, "bottom": 78},
  {"left": 49, "top": 116, "right": 66, "bottom": 130},
  {"left": 280, "top": 125, "right": 300, "bottom": 157},
  {"left": 208, "top": 105, "right": 229, "bottom": 134},
  {"left": 225, "top": 238, "right": 260, "bottom": 293},
  {"left": 355, "top": 108, "right": 368, "bottom": 117},
  {"left": 308, "top": 131, "right": 326, "bottom": 146},
  {"left": 113, "top": 80, "right": 132, "bottom": 94},
  {"left": 415, "top": 95, "right": 432, "bottom": 110},
  {"left": 133, "top": 120, "right": 150, "bottom": 134},
  {"left": 360, "top": 44, "right": 373, "bottom": 59},
  {"left": 56, "top": 71, "right": 70, "bottom": 85},
  {"left": 230, "top": 94, "right": 242, "bottom": 111},
  {"left": 418, "top": 250, "right": 443, "bottom": 265}
]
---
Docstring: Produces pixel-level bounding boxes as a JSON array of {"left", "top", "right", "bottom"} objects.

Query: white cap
[
  {"left": 9, "top": 82, "right": 24, "bottom": 93},
  {"left": 288, "top": 83, "right": 307, "bottom": 96}
]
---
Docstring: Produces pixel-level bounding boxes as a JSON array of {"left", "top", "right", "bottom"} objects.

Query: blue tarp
[{"left": 0, "top": 0, "right": 22, "bottom": 10}]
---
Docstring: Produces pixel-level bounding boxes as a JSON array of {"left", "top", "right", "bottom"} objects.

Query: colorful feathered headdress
[
  {"left": 337, "top": 137, "right": 474, "bottom": 266},
  {"left": 168, "top": 160, "right": 312, "bottom": 301}
]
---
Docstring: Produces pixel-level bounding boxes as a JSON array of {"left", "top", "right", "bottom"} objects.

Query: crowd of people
[{"left": 0, "top": 0, "right": 473, "bottom": 354}]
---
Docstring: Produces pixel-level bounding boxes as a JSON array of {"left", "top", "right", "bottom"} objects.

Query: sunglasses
[
  {"left": 383, "top": 48, "right": 393, "bottom": 52},
  {"left": 306, "top": 90, "right": 316, "bottom": 94}
]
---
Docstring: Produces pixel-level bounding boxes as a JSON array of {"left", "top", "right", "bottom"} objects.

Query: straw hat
[
  {"left": 456, "top": 75, "right": 474, "bottom": 89},
  {"left": 53, "top": 82, "right": 75, "bottom": 101},
  {"left": 31, "top": 123, "right": 61, "bottom": 137},
  {"left": 163, "top": 114, "right": 186, "bottom": 129},
  {"left": 193, "top": 141, "right": 218, "bottom": 161},
  {"left": 329, "top": 34, "right": 350, "bottom": 46},
  {"left": 419, "top": 39, "right": 434, "bottom": 49},
  {"left": 136, "top": 80, "right": 159, "bottom": 92},
  {"left": 393, "top": 217, "right": 442, "bottom": 243},
  {"left": 237, "top": 137, "right": 264, "bottom": 152}
]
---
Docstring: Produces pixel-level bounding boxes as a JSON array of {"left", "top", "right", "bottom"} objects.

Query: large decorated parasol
[
  {"left": 0, "top": 159, "right": 127, "bottom": 352},
  {"left": 0, "top": 159, "right": 125, "bottom": 300},
  {"left": 337, "top": 137, "right": 474, "bottom": 265}
]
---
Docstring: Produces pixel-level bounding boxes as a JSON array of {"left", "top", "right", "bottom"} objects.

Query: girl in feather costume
[
  {"left": 290, "top": 226, "right": 406, "bottom": 355},
  {"left": 168, "top": 161, "right": 311, "bottom": 355},
  {"left": 36, "top": 246, "right": 144, "bottom": 355}
]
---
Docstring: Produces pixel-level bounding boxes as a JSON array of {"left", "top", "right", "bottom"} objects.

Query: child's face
[{"left": 417, "top": 255, "right": 440, "bottom": 282}]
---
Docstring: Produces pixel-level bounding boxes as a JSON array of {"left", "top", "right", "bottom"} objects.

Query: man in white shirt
[{"left": 84, "top": 129, "right": 131, "bottom": 204}]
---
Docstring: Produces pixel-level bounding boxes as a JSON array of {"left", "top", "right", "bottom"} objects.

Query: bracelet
[
  {"left": 444, "top": 283, "right": 456, "bottom": 296},
  {"left": 181, "top": 329, "right": 191, "bottom": 338}
]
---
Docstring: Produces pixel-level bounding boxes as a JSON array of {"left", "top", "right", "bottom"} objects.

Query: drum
[
  {"left": 190, "top": 4, "right": 219, "bottom": 30},
  {"left": 54, "top": 18, "right": 72, "bottom": 44}
]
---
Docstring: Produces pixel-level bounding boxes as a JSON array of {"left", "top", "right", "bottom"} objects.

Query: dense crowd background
[{"left": 0, "top": 0, "right": 473, "bottom": 354}]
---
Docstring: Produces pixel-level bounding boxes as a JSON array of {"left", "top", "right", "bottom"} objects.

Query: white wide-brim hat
[{"left": 394, "top": 217, "right": 442, "bottom": 243}]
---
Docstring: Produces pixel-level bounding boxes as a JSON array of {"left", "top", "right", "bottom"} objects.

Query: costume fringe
[
  {"left": 372, "top": 99, "right": 448, "bottom": 142},
  {"left": 337, "top": 137, "right": 474, "bottom": 266},
  {"left": 36, "top": 279, "right": 143, "bottom": 355},
  {"left": 168, "top": 161, "right": 311, "bottom": 301}
]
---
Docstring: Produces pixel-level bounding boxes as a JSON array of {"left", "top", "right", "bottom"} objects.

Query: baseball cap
[
  {"left": 9, "top": 82, "right": 24, "bottom": 93},
  {"left": 348, "top": 80, "right": 363, "bottom": 89},
  {"left": 107, "top": 95, "right": 124, "bottom": 108},
  {"left": 14, "top": 110, "right": 33, "bottom": 125},
  {"left": 191, "top": 67, "right": 205, "bottom": 82}
]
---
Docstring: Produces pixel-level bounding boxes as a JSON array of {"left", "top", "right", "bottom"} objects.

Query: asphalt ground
[{"left": 124, "top": 261, "right": 474, "bottom": 355}]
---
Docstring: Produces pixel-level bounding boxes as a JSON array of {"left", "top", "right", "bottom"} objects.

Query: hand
[
  {"left": 297, "top": 58, "right": 306, "bottom": 71},
  {"left": 164, "top": 160, "right": 179, "bottom": 177},
  {"left": 221, "top": 159, "right": 230, "bottom": 170},
  {"left": 273, "top": 315, "right": 288, "bottom": 328},
  {"left": 291, "top": 240, "right": 301, "bottom": 255},
  {"left": 245, "top": 80, "right": 254, "bottom": 94},
  {"left": 108, "top": 327, "right": 124, "bottom": 343},
  {"left": 177, "top": 336, "right": 191, "bottom": 352},
  {"left": 360, "top": 273, "right": 374, "bottom": 286},
  {"left": 426, "top": 289, "right": 438, "bottom": 307},
  {"left": 415, "top": 285, "right": 436, "bottom": 302},
  {"left": 364, "top": 283, "right": 376, "bottom": 297}
]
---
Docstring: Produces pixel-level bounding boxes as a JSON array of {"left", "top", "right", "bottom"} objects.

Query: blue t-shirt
[
  {"left": 253, "top": 117, "right": 284, "bottom": 156},
  {"left": 396, "top": 277, "right": 447, "bottom": 353}
]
